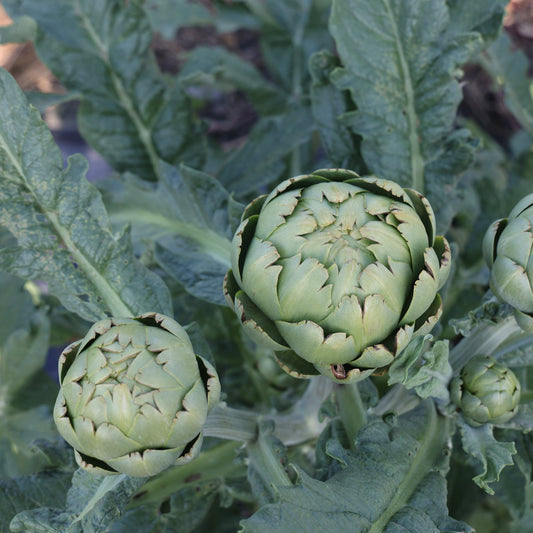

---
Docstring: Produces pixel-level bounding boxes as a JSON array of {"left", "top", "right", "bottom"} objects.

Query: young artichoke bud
[
  {"left": 53, "top": 313, "right": 221, "bottom": 477},
  {"left": 451, "top": 355, "right": 521, "bottom": 427},
  {"left": 224, "top": 169, "right": 451, "bottom": 383},
  {"left": 483, "top": 193, "right": 533, "bottom": 330}
]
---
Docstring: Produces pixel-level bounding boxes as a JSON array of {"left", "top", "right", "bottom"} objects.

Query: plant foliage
[{"left": 0, "top": 0, "right": 532, "bottom": 531}]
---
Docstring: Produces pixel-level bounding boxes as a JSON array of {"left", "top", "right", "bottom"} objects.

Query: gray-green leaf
[
  {"left": 458, "top": 419, "right": 516, "bottom": 495},
  {"left": 0, "top": 67, "right": 172, "bottom": 321},
  {"left": 242, "top": 401, "right": 470, "bottom": 532},
  {"left": 2, "top": 0, "right": 204, "bottom": 181},
  {"left": 102, "top": 162, "right": 239, "bottom": 305}
]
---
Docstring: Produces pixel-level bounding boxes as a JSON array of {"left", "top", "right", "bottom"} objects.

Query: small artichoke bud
[
  {"left": 483, "top": 193, "right": 533, "bottom": 330},
  {"left": 224, "top": 169, "right": 451, "bottom": 383},
  {"left": 451, "top": 355, "right": 521, "bottom": 427},
  {"left": 53, "top": 313, "right": 221, "bottom": 477}
]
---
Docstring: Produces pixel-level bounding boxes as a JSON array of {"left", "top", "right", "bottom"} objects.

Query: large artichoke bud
[
  {"left": 224, "top": 169, "right": 451, "bottom": 383},
  {"left": 483, "top": 193, "right": 533, "bottom": 330},
  {"left": 451, "top": 355, "right": 521, "bottom": 427},
  {"left": 53, "top": 313, "right": 220, "bottom": 477}
]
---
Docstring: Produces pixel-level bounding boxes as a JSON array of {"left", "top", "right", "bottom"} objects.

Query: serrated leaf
[
  {"left": 2, "top": 0, "right": 204, "bottom": 181},
  {"left": 108, "top": 481, "right": 220, "bottom": 533},
  {"left": 0, "top": 67, "right": 172, "bottom": 321},
  {"left": 492, "top": 432, "right": 533, "bottom": 531},
  {"left": 11, "top": 470, "right": 147, "bottom": 533},
  {"left": 458, "top": 419, "right": 516, "bottom": 495},
  {"left": 328, "top": 0, "right": 502, "bottom": 231},
  {"left": 449, "top": 299, "right": 511, "bottom": 338},
  {"left": 102, "top": 162, "right": 239, "bottom": 305},
  {"left": 388, "top": 337, "right": 452, "bottom": 403},
  {"left": 242, "top": 401, "right": 470, "bottom": 532},
  {"left": 0, "top": 470, "right": 72, "bottom": 533},
  {"left": 309, "top": 50, "right": 366, "bottom": 171}
]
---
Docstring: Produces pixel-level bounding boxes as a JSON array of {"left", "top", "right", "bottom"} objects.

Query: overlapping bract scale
[
  {"left": 53, "top": 312, "right": 220, "bottom": 477},
  {"left": 224, "top": 169, "right": 451, "bottom": 383}
]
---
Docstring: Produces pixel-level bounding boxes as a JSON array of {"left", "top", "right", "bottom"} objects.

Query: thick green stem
[
  {"left": 335, "top": 382, "right": 367, "bottom": 447},
  {"left": 203, "top": 404, "right": 258, "bottom": 442},
  {"left": 204, "top": 377, "right": 332, "bottom": 445},
  {"left": 246, "top": 422, "right": 293, "bottom": 499},
  {"left": 273, "top": 376, "right": 332, "bottom": 445},
  {"left": 131, "top": 441, "right": 244, "bottom": 507}
]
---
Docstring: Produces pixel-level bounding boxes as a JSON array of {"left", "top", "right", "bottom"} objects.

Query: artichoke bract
[
  {"left": 483, "top": 193, "right": 533, "bottom": 330},
  {"left": 53, "top": 313, "right": 220, "bottom": 477},
  {"left": 451, "top": 355, "right": 521, "bottom": 427},
  {"left": 224, "top": 169, "right": 451, "bottom": 382}
]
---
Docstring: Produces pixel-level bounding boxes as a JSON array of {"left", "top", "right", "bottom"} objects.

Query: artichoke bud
[
  {"left": 224, "top": 169, "right": 451, "bottom": 383},
  {"left": 483, "top": 193, "right": 533, "bottom": 330},
  {"left": 451, "top": 355, "right": 521, "bottom": 427},
  {"left": 53, "top": 313, "right": 221, "bottom": 477}
]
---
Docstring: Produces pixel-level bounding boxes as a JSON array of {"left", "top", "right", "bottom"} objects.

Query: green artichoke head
[
  {"left": 224, "top": 169, "right": 451, "bottom": 383},
  {"left": 483, "top": 193, "right": 533, "bottom": 330},
  {"left": 53, "top": 313, "right": 221, "bottom": 477},
  {"left": 451, "top": 355, "right": 521, "bottom": 427}
]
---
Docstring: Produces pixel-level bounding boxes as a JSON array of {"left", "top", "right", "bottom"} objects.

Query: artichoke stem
[
  {"left": 203, "top": 404, "right": 259, "bottom": 442},
  {"left": 246, "top": 422, "right": 293, "bottom": 498},
  {"left": 335, "top": 382, "right": 367, "bottom": 447}
]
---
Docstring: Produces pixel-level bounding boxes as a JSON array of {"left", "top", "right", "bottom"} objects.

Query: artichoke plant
[
  {"left": 451, "top": 355, "right": 521, "bottom": 427},
  {"left": 53, "top": 313, "right": 220, "bottom": 477},
  {"left": 224, "top": 169, "right": 451, "bottom": 383},
  {"left": 483, "top": 193, "right": 533, "bottom": 330}
]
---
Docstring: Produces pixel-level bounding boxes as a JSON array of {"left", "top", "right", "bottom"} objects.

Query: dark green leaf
[
  {"left": 458, "top": 419, "right": 516, "bottom": 495},
  {"left": 242, "top": 402, "right": 470, "bottom": 532},
  {"left": 102, "top": 162, "right": 238, "bottom": 305},
  {"left": 217, "top": 107, "right": 315, "bottom": 195},
  {"left": 11, "top": 470, "right": 147, "bottom": 533},
  {"left": 0, "top": 469, "right": 72, "bottom": 533},
  {"left": 328, "top": 0, "right": 502, "bottom": 231},
  {"left": 309, "top": 50, "right": 365, "bottom": 171},
  {"left": 388, "top": 337, "right": 452, "bottom": 403},
  {"left": 0, "top": 67, "right": 172, "bottom": 321}
]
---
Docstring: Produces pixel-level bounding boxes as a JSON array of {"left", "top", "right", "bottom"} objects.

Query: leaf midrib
[
  {"left": 383, "top": 0, "right": 424, "bottom": 194},
  {"left": 369, "top": 401, "right": 447, "bottom": 532},
  {"left": 0, "top": 128, "right": 133, "bottom": 318},
  {"left": 110, "top": 209, "right": 232, "bottom": 267},
  {"left": 76, "top": 0, "right": 163, "bottom": 181}
]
